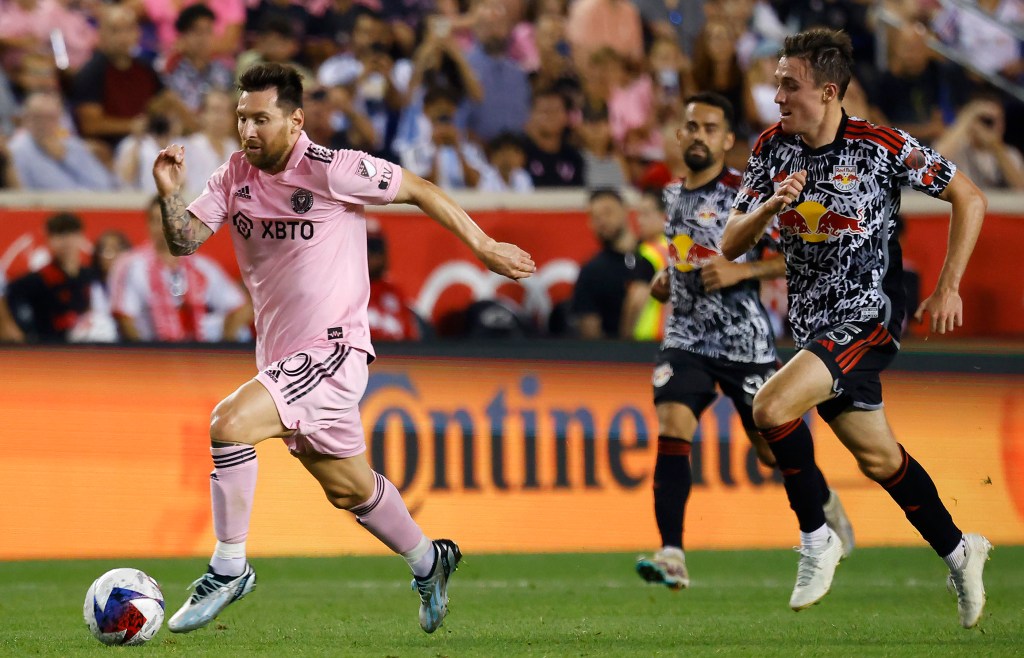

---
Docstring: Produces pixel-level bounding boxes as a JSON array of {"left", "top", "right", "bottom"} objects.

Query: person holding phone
[{"left": 934, "top": 94, "right": 1024, "bottom": 190}]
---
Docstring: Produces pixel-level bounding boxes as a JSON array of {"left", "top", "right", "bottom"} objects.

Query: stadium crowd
[{"left": 0, "top": 0, "right": 1021, "bottom": 343}]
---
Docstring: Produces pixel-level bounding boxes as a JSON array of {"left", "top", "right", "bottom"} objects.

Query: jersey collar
[
  {"left": 281, "top": 131, "right": 311, "bottom": 172},
  {"left": 799, "top": 110, "right": 849, "bottom": 156}
]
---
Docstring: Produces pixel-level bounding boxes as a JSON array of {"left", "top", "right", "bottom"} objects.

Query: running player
[
  {"left": 151, "top": 63, "right": 535, "bottom": 634},
  {"left": 722, "top": 29, "right": 990, "bottom": 626},
  {"left": 634, "top": 92, "right": 854, "bottom": 590}
]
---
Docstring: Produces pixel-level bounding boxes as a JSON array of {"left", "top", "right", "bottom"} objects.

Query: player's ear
[
  {"left": 822, "top": 83, "right": 839, "bottom": 103},
  {"left": 724, "top": 130, "right": 735, "bottom": 152},
  {"left": 291, "top": 108, "right": 304, "bottom": 133}
]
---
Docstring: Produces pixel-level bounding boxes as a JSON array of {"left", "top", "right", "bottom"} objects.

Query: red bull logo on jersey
[
  {"left": 669, "top": 234, "right": 720, "bottom": 271},
  {"left": 831, "top": 166, "right": 859, "bottom": 192},
  {"left": 778, "top": 201, "right": 865, "bottom": 243},
  {"left": 696, "top": 207, "right": 717, "bottom": 225}
]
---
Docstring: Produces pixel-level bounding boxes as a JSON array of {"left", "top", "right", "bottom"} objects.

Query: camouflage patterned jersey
[
  {"left": 661, "top": 167, "right": 777, "bottom": 364},
  {"left": 733, "top": 113, "right": 956, "bottom": 347}
]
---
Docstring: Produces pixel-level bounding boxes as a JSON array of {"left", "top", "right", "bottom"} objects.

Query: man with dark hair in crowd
[
  {"left": 3, "top": 213, "right": 97, "bottom": 342},
  {"left": 162, "top": 3, "right": 235, "bottom": 113},
  {"left": 523, "top": 88, "right": 584, "bottom": 187}
]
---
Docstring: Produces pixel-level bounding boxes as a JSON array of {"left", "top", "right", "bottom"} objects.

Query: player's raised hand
[
  {"left": 153, "top": 144, "right": 187, "bottom": 197},
  {"left": 767, "top": 169, "right": 807, "bottom": 214},
  {"left": 914, "top": 288, "right": 963, "bottom": 335},
  {"left": 477, "top": 240, "right": 536, "bottom": 280}
]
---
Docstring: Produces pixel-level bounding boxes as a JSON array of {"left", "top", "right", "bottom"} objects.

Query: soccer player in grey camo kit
[{"left": 723, "top": 29, "right": 990, "bottom": 626}]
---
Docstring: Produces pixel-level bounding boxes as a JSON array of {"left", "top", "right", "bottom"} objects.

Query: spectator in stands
[
  {"left": 407, "top": 14, "right": 484, "bottom": 105},
  {"left": 301, "top": 84, "right": 377, "bottom": 153},
  {"left": 0, "top": 68, "right": 16, "bottom": 134},
  {"left": 590, "top": 47, "right": 661, "bottom": 164},
  {"left": 0, "top": 132, "right": 18, "bottom": 189},
  {"left": 690, "top": 19, "right": 758, "bottom": 141},
  {"left": 162, "top": 4, "right": 236, "bottom": 113},
  {"left": 317, "top": 9, "right": 411, "bottom": 160},
  {"left": 308, "top": 0, "right": 366, "bottom": 67},
  {"left": 463, "top": 0, "right": 533, "bottom": 143},
  {"left": 366, "top": 219, "right": 423, "bottom": 341},
  {"left": 399, "top": 86, "right": 488, "bottom": 189},
  {"left": 148, "top": 0, "right": 245, "bottom": 59},
  {"left": 632, "top": 0, "right": 704, "bottom": 56},
  {"left": 620, "top": 186, "right": 669, "bottom": 341},
  {"left": 523, "top": 88, "right": 584, "bottom": 187},
  {"left": 237, "top": 15, "right": 316, "bottom": 85},
  {"left": 932, "top": 0, "right": 1024, "bottom": 82},
  {"left": 184, "top": 89, "right": 241, "bottom": 198},
  {"left": 0, "top": 0, "right": 97, "bottom": 74},
  {"left": 576, "top": 104, "right": 628, "bottom": 191},
  {"left": 72, "top": 5, "right": 194, "bottom": 149},
  {"left": 115, "top": 108, "right": 182, "bottom": 193},
  {"left": 934, "top": 94, "right": 1024, "bottom": 190},
  {"left": 68, "top": 229, "right": 133, "bottom": 343},
  {"left": 570, "top": 188, "right": 637, "bottom": 338},
  {"left": 478, "top": 132, "right": 535, "bottom": 192},
  {"left": 648, "top": 36, "right": 692, "bottom": 125},
  {"left": 244, "top": 0, "right": 315, "bottom": 51},
  {"left": 874, "top": 24, "right": 946, "bottom": 144},
  {"left": 565, "top": 0, "right": 644, "bottom": 70},
  {"left": 527, "top": 11, "right": 580, "bottom": 99},
  {"left": 110, "top": 197, "right": 252, "bottom": 342},
  {"left": 3, "top": 212, "right": 98, "bottom": 342},
  {"left": 9, "top": 92, "right": 118, "bottom": 191},
  {"left": 634, "top": 120, "right": 685, "bottom": 190}
]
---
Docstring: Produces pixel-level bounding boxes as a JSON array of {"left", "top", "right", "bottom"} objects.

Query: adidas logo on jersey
[
  {"left": 234, "top": 186, "right": 252, "bottom": 199},
  {"left": 264, "top": 368, "right": 281, "bottom": 383}
]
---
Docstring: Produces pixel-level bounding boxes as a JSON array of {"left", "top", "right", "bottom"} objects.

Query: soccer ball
[{"left": 83, "top": 568, "right": 165, "bottom": 646}]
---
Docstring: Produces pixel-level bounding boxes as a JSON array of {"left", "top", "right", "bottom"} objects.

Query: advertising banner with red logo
[
  {"left": 1, "top": 206, "right": 1022, "bottom": 336},
  {"left": 0, "top": 347, "right": 1020, "bottom": 560}
]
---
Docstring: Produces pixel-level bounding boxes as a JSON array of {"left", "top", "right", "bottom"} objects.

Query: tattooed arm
[
  {"left": 158, "top": 193, "right": 213, "bottom": 256},
  {"left": 153, "top": 145, "right": 213, "bottom": 256}
]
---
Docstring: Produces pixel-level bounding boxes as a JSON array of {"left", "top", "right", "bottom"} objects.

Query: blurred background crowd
[{"left": 0, "top": 0, "right": 1021, "bottom": 344}]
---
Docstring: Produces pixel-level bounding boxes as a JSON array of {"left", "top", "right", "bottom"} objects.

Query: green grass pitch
[{"left": 2, "top": 547, "right": 1021, "bottom": 656}]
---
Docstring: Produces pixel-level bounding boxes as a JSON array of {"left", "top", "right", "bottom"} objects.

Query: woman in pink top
[{"left": 143, "top": 0, "right": 245, "bottom": 57}]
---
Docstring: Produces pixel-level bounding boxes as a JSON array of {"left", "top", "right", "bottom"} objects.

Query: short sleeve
[
  {"left": 570, "top": 265, "right": 600, "bottom": 315},
  {"left": 327, "top": 150, "right": 404, "bottom": 206},
  {"left": 733, "top": 149, "right": 773, "bottom": 214},
  {"left": 891, "top": 127, "right": 957, "bottom": 198},
  {"left": 630, "top": 250, "right": 657, "bottom": 282},
  {"left": 108, "top": 257, "right": 145, "bottom": 320},
  {"left": 187, "top": 159, "right": 232, "bottom": 232}
]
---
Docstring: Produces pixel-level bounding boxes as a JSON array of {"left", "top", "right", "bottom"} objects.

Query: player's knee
[
  {"left": 856, "top": 450, "right": 903, "bottom": 482},
  {"left": 751, "top": 389, "right": 788, "bottom": 429},
  {"left": 325, "top": 480, "right": 374, "bottom": 510},
  {"left": 209, "top": 402, "right": 253, "bottom": 445}
]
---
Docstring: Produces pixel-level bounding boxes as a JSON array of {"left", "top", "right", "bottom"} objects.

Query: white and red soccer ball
[{"left": 83, "top": 568, "right": 164, "bottom": 646}]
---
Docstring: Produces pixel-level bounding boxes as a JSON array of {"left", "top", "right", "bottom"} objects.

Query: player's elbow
[{"left": 720, "top": 233, "right": 745, "bottom": 261}]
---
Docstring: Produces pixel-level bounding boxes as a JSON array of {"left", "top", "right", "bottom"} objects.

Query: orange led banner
[{"left": 0, "top": 348, "right": 1021, "bottom": 560}]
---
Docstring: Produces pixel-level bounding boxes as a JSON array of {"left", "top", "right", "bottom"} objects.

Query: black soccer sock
[
  {"left": 878, "top": 444, "right": 963, "bottom": 557},
  {"left": 653, "top": 435, "right": 692, "bottom": 549},
  {"left": 759, "top": 419, "right": 828, "bottom": 532}
]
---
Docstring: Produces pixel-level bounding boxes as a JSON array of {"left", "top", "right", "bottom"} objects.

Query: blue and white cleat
[
  {"left": 411, "top": 539, "right": 462, "bottom": 633},
  {"left": 167, "top": 563, "right": 256, "bottom": 633}
]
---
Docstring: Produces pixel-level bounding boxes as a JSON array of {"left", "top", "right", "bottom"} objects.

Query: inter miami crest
[{"left": 291, "top": 188, "right": 313, "bottom": 214}]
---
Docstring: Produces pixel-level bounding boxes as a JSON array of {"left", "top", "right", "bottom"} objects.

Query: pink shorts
[{"left": 255, "top": 343, "right": 368, "bottom": 458}]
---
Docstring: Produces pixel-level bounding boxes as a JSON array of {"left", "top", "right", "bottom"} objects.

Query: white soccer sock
[
  {"left": 943, "top": 536, "right": 968, "bottom": 571},
  {"left": 403, "top": 536, "right": 436, "bottom": 578},
  {"left": 800, "top": 524, "right": 830, "bottom": 551},
  {"left": 210, "top": 540, "right": 247, "bottom": 577}
]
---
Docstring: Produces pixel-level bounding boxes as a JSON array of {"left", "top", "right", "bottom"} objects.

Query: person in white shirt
[
  {"left": 398, "top": 86, "right": 488, "bottom": 189},
  {"left": 184, "top": 90, "right": 241, "bottom": 199}
]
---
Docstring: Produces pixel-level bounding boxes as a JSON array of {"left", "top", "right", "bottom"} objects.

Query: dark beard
[{"left": 684, "top": 147, "right": 713, "bottom": 172}]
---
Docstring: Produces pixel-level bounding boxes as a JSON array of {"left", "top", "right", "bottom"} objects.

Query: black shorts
[
  {"left": 652, "top": 348, "right": 779, "bottom": 431},
  {"left": 805, "top": 321, "right": 899, "bottom": 422}
]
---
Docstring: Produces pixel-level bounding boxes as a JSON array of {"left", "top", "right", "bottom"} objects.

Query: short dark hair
[
  {"left": 486, "top": 132, "right": 526, "bottom": 156},
  {"left": 782, "top": 28, "right": 854, "bottom": 100},
  {"left": 684, "top": 91, "right": 736, "bottom": 132},
  {"left": 532, "top": 87, "right": 570, "bottom": 111},
  {"left": 238, "top": 63, "right": 304, "bottom": 112},
  {"left": 174, "top": 3, "right": 215, "bottom": 34},
  {"left": 588, "top": 188, "right": 624, "bottom": 205},
  {"left": 423, "top": 85, "right": 460, "bottom": 109},
  {"left": 45, "top": 212, "right": 83, "bottom": 235}
]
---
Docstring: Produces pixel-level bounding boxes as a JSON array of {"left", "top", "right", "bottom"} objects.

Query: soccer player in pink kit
[{"left": 152, "top": 63, "right": 536, "bottom": 634}]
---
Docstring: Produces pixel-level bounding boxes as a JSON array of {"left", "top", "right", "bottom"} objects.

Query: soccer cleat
[
  {"left": 167, "top": 563, "right": 256, "bottom": 633},
  {"left": 635, "top": 549, "right": 690, "bottom": 590},
  {"left": 822, "top": 488, "right": 855, "bottom": 559},
  {"left": 789, "top": 528, "right": 843, "bottom": 611},
  {"left": 411, "top": 539, "right": 462, "bottom": 633},
  {"left": 947, "top": 533, "right": 993, "bottom": 629}
]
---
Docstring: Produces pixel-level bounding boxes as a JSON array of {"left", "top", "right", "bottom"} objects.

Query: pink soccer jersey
[{"left": 188, "top": 132, "right": 402, "bottom": 369}]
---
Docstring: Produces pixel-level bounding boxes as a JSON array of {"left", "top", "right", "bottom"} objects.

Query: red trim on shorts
[{"left": 835, "top": 325, "right": 893, "bottom": 374}]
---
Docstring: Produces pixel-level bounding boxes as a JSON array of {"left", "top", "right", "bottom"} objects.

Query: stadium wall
[
  {"left": 1, "top": 191, "right": 1023, "bottom": 337},
  {"left": 1, "top": 344, "right": 1021, "bottom": 560}
]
